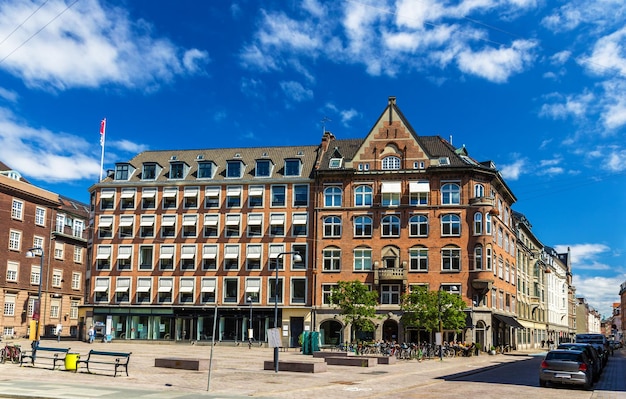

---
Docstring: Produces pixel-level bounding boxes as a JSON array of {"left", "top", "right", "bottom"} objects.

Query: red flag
[{"left": 100, "top": 118, "right": 106, "bottom": 146}]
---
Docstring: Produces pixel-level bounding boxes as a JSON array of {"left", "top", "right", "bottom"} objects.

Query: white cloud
[
  {"left": 279, "top": 81, "right": 313, "bottom": 103},
  {"left": 573, "top": 274, "right": 625, "bottom": 317},
  {"left": 605, "top": 148, "right": 626, "bottom": 172},
  {"left": 0, "top": 0, "right": 209, "bottom": 91},
  {"left": 539, "top": 91, "right": 594, "bottom": 120},
  {"left": 0, "top": 87, "right": 18, "bottom": 103},
  {"left": 499, "top": 159, "right": 526, "bottom": 180},
  {"left": 554, "top": 243, "right": 611, "bottom": 266}
]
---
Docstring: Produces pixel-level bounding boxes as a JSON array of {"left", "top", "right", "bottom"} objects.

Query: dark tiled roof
[
  {"left": 59, "top": 195, "right": 90, "bottom": 217},
  {"left": 105, "top": 145, "right": 320, "bottom": 184}
]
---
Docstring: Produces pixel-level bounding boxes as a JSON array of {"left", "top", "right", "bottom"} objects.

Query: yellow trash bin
[{"left": 65, "top": 353, "right": 80, "bottom": 371}]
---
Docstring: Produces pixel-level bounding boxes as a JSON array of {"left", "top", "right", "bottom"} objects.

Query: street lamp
[
  {"left": 247, "top": 295, "right": 253, "bottom": 349},
  {"left": 25, "top": 247, "right": 44, "bottom": 357},
  {"left": 273, "top": 251, "right": 302, "bottom": 373}
]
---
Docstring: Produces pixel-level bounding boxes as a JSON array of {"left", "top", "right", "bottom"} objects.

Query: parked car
[
  {"left": 539, "top": 349, "right": 594, "bottom": 390},
  {"left": 576, "top": 333, "right": 611, "bottom": 364},
  {"left": 557, "top": 343, "right": 602, "bottom": 381},
  {"left": 608, "top": 339, "right": 622, "bottom": 350}
]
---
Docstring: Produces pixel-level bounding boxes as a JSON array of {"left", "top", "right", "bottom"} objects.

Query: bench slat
[{"left": 75, "top": 349, "right": 131, "bottom": 377}]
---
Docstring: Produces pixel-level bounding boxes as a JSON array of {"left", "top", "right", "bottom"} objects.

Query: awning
[
  {"left": 493, "top": 314, "right": 524, "bottom": 329},
  {"left": 205, "top": 187, "right": 220, "bottom": 197},
  {"left": 248, "top": 214, "right": 263, "bottom": 225},
  {"left": 409, "top": 181, "right": 430, "bottom": 193},
  {"left": 161, "top": 216, "right": 176, "bottom": 226},
  {"left": 140, "top": 216, "right": 155, "bottom": 226},
  {"left": 142, "top": 188, "right": 156, "bottom": 198},
  {"left": 121, "top": 189, "right": 135, "bottom": 198},
  {"left": 115, "top": 285, "right": 130, "bottom": 292},
  {"left": 204, "top": 215, "right": 219, "bottom": 226},
  {"left": 202, "top": 246, "right": 217, "bottom": 259},
  {"left": 270, "top": 214, "right": 285, "bottom": 225},
  {"left": 98, "top": 217, "right": 113, "bottom": 227},
  {"left": 184, "top": 187, "right": 198, "bottom": 197},
  {"left": 100, "top": 190, "right": 115, "bottom": 199},
  {"left": 225, "top": 215, "right": 240, "bottom": 225},
  {"left": 381, "top": 181, "right": 401, "bottom": 193},
  {"left": 182, "top": 215, "right": 197, "bottom": 226},
  {"left": 119, "top": 217, "right": 134, "bottom": 227},
  {"left": 292, "top": 214, "right": 307, "bottom": 225},
  {"left": 248, "top": 186, "right": 264, "bottom": 196},
  {"left": 163, "top": 188, "right": 177, "bottom": 198},
  {"left": 136, "top": 284, "right": 151, "bottom": 293}
]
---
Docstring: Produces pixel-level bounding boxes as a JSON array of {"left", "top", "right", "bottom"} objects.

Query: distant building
[{"left": 0, "top": 162, "right": 89, "bottom": 339}]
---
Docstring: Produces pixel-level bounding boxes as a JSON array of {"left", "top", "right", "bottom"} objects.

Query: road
[{"left": 374, "top": 350, "right": 626, "bottom": 399}]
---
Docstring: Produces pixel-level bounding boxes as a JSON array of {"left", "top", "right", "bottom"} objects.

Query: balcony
[
  {"left": 375, "top": 268, "right": 406, "bottom": 284},
  {"left": 469, "top": 196, "right": 495, "bottom": 207}
]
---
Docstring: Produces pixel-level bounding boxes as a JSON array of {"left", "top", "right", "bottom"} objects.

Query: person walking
[
  {"left": 56, "top": 324, "right": 62, "bottom": 342},
  {"left": 88, "top": 326, "right": 95, "bottom": 344}
]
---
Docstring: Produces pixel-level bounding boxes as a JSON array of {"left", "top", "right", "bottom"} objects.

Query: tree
[
  {"left": 328, "top": 280, "right": 379, "bottom": 342},
  {"left": 401, "top": 287, "right": 466, "bottom": 334}
]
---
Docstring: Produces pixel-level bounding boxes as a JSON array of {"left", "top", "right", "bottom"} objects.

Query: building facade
[{"left": 0, "top": 163, "right": 88, "bottom": 340}]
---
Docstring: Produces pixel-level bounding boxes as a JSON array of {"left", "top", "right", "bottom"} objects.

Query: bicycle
[{"left": 0, "top": 342, "right": 21, "bottom": 364}]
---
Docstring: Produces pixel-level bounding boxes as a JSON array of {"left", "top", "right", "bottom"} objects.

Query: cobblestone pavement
[{"left": 0, "top": 339, "right": 590, "bottom": 398}]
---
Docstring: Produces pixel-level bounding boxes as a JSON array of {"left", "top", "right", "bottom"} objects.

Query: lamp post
[
  {"left": 273, "top": 251, "right": 302, "bottom": 373},
  {"left": 25, "top": 247, "right": 44, "bottom": 357},
  {"left": 247, "top": 295, "right": 253, "bottom": 349}
]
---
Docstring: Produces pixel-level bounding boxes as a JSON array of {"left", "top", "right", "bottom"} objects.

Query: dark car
[
  {"left": 539, "top": 349, "right": 593, "bottom": 390},
  {"left": 576, "top": 333, "right": 611, "bottom": 365},
  {"left": 557, "top": 343, "right": 602, "bottom": 381}
]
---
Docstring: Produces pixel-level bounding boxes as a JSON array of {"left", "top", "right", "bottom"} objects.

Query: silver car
[{"left": 539, "top": 349, "right": 593, "bottom": 390}]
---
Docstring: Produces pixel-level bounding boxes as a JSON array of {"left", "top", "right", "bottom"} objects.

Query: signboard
[
  {"left": 268, "top": 328, "right": 281, "bottom": 348},
  {"left": 435, "top": 332, "right": 442, "bottom": 346}
]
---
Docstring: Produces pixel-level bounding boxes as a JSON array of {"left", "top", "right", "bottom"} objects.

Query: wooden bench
[
  {"left": 75, "top": 350, "right": 131, "bottom": 377},
  {"left": 324, "top": 356, "right": 377, "bottom": 367},
  {"left": 263, "top": 360, "right": 327, "bottom": 373},
  {"left": 20, "top": 346, "right": 70, "bottom": 370}
]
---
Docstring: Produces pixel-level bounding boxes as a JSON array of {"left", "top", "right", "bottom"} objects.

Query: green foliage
[
  {"left": 401, "top": 286, "right": 466, "bottom": 332},
  {"left": 329, "top": 280, "right": 379, "bottom": 340}
]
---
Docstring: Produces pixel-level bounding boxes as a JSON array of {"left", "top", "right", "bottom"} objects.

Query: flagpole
[{"left": 99, "top": 118, "right": 106, "bottom": 182}]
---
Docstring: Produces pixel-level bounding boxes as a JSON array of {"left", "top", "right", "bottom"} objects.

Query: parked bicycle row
[{"left": 333, "top": 341, "right": 479, "bottom": 360}]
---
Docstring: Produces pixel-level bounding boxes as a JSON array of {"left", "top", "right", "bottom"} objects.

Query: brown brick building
[
  {"left": 86, "top": 97, "right": 522, "bottom": 350},
  {"left": 0, "top": 163, "right": 88, "bottom": 340}
]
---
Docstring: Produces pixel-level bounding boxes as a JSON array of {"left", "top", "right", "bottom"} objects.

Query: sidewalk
[{"left": 0, "top": 339, "right": 539, "bottom": 398}]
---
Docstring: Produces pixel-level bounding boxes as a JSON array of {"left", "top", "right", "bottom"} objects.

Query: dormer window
[
  {"left": 255, "top": 159, "right": 272, "bottom": 177},
  {"left": 227, "top": 160, "right": 244, "bottom": 178},
  {"left": 142, "top": 163, "right": 158, "bottom": 180},
  {"left": 170, "top": 162, "right": 185, "bottom": 179},
  {"left": 197, "top": 161, "right": 215, "bottom": 179},
  {"left": 329, "top": 158, "right": 342, "bottom": 168},
  {"left": 382, "top": 156, "right": 401, "bottom": 170},
  {"left": 114, "top": 163, "right": 133, "bottom": 180},
  {"left": 439, "top": 157, "right": 450, "bottom": 165},
  {"left": 284, "top": 159, "right": 301, "bottom": 177}
]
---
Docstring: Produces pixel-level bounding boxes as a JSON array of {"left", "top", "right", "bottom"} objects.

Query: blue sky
[{"left": 0, "top": 0, "right": 625, "bottom": 317}]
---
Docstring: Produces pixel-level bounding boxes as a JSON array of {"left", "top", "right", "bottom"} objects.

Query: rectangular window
[
  {"left": 115, "top": 277, "right": 131, "bottom": 303},
  {"left": 117, "top": 245, "right": 132, "bottom": 270},
  {"left": 94, "top": 277, "right": 109, "bottom": 303},
  {"left": 353, "top": 248, "right": 372, "bottom": 271},
  {"left": 271, "top": 185, "right": 286, "bottom": 207},
  {"left": 9, "top": 230, "right": 21, "bottom": 251},
  {"left": 224, "top": 214, "right": 241, "bottom": 237},
  {"left": 98, "top": 216, "right": 113, "bottom": 238},
  {"left": 96, "top": 245, "right": 112, "bottom": 270},
  {"left": 137, "top": 277, "right": 152, "bottom": 304},
  {"left": 224, "top": 245, "right": 240, "bottom": 270},
  {"left": 53, "top": 242, "right": 64, "bottom": 260},
  {"left": 6, "top": 262, "right": 18, "bottom": 282},
  {"left": 268, "top": 244, "right": 286, "bottom": 271},
  {"left": 409, "top": 181, "right": 429, "bottom": 206},
  {"left": 142, "top": 188, "right": 157, "bottom": 209},
  {"left": 197, "top": 162, "right": 213, "bottom": 179},
  {"left": 3, "top": 294, "right": 15, "bottom": 316},
  {"left": 182, "top": 214, "right": 198, "bottom": 237},
  {"left": 162, "top": 187, "right": 178, "bottom": 209},
  {"left": 223, "top": 278, "right": 239, "bottom": 303},
  {"left": 120, "top": 188, "right": 136, "bottom": 209},
  {"left": 246, "top": 244, "right": 262, "bottom": 270},
  {"left": 269, "top": 213, "right": 285, "bottom": 236},
  {"left": 35, "top": 207, "right": 46, "bottom": 226},
  {"left": 100, "top": 189, "right": 115, "bottom": 210},
  {"left": 202, "top": 245, "right": 218, "bottom": 270},
  {"left": 71, "top": 272, "right": 81, "bottom": 290},
  {"left": 226, "top": 186, "right": 242, "bottom": 208},
  {"left": 292, "top": 213, "right": 308, "bottom": 236},
  {"left": 323, "top": 248, "right": 341, "bottom": 271},
  {"left": 170, "top": 162, "right": 185, "bottom": 179},
  {"left": 442, "top": 247, "right": 461, "bottom": 271},
  {"left": 159, "top": 245, "right": 175, "bottom": 270},
  {"left": 140, "top": 215, "right": 155, "bottom": 238},
  {"left": 245, "top": 278, "right": 261, "bottom": 303},
  {"left": 291, "top": 278, "right": 306, "bottom": 304},
  {"left": 179, "top": 278, "right": 195, "bottom": 304},
  {"left": 115, "top": 164, "right": 130, "bottom": 180},
  {"left": 180, "top": 245, "right": 196, "bottom": 271},
  {"left": 203, "top": 214, "right": 219, "bottom": 237},
  {"left": 380, "top": 284, "right": 401, "bottom": 304},
  {"left": 52, "top": 269, "right": 62, "bottom": 287},
  {"left": 161, "top": 215, "right": 177, "bottom": 238},
  {"left": 248, "top": 185, "right": 264, "bottom": 207},
  {"left": 73, "top": 219, "right": 84, "bottom": 238},
  {"left": 255, "top": 160, "right": 272, "bottom": 177},
  {"left": 291, "top": 244, "right": 307, "bottom": 270},
  {"left": 247, "top": 213, "right": 263, "bottom": 237},
  {"left": 70, "top": 300, "right": 79, "bottom": 319},
  {"left": 139, "top": 245, "right": 154, "bottom": 271},
  {"left": 322, "top": 284, "right": 338, "bottom": 305},
  {"left": 142, "top": 163, "right": 157, "bottom": 180},
  {"left": 204, "top": 187, "right": 220, "bottom": 208},
  {"left": 183, "top": 187, "right": 199, "bottom": 209},
  {"left": 226, "top": 160, "right": 243, "bottom": 178},
  {"left": 157, "top": 278, "right": 173, "bottom": 303},
  {"left": 268, "top": 278, "right": 283, "bottom": 304},
  {"left": 119, "top": 215, "right": 134, "bottom": 238},
  {"left": 381, "top": 182, "right": 401, "bottom": 206},
  {"left": 293, "top": 184, "right": 308, "bottom": 206},
  {"left": 284, "top": 159, "right": 301, "bottom": 176},
  {"left": 11, "top": 199, "right": 23, "bottom": 219},
  {"left": 409, "top": 247, "right": 428, "bottom": 271},
  {"left": 31, "top": 265, "right": 41, "bottom": 285},
  {"left": 201, "top": 278, "right": 216, "bottom": 303}
]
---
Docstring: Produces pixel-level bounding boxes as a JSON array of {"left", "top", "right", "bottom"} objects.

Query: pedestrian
[
  {"left": 56, "top": 323, "right": 62, "bottom": 342},
  {"left": 88, "top": 326, "right": 95, "bottom": 344}
]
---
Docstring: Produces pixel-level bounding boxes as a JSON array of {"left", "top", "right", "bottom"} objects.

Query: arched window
[
  {"left": 382, "top": 156, "right": 401, "bottom": 170},
  {"left": 381, "top": 215, "right": 401, "bottom": 237},
  {"left": 473, "top": 212, "right": 483, "bottom": 235},
  {"left": 409, "top": 246, "right": 428, "bottom": 271},
  {"left": 354, "top": 185, "right": 372, "bottom": 207},
  {"left": 324, "top": 186, "right": 342, "bottom": 207},
  {"left": 441, "top": 214, "right": 461, "bottom": 236},
  {"left": 485, "top": 213, "right": 492, "bottom": 235},
  {"left": 486, "top": 246, "right": 492, "bottom": 270},
  {"left": 354, "top": 215, "right": 373, "bottom": 237},
  {"left": 474, "top": 184, "right": 485, "bottom": 198},
  {"left": 409, "top": 215, "right": 428, "bottom": 237},
  {"left": 473, "top": 245, "right": 483, "bottom": 270},
  {"left": 323, "top": 216, "right": 341, "bottom": 237},
  {"left": 441, "top": 183, "right": 460, "bottom": 205}
]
